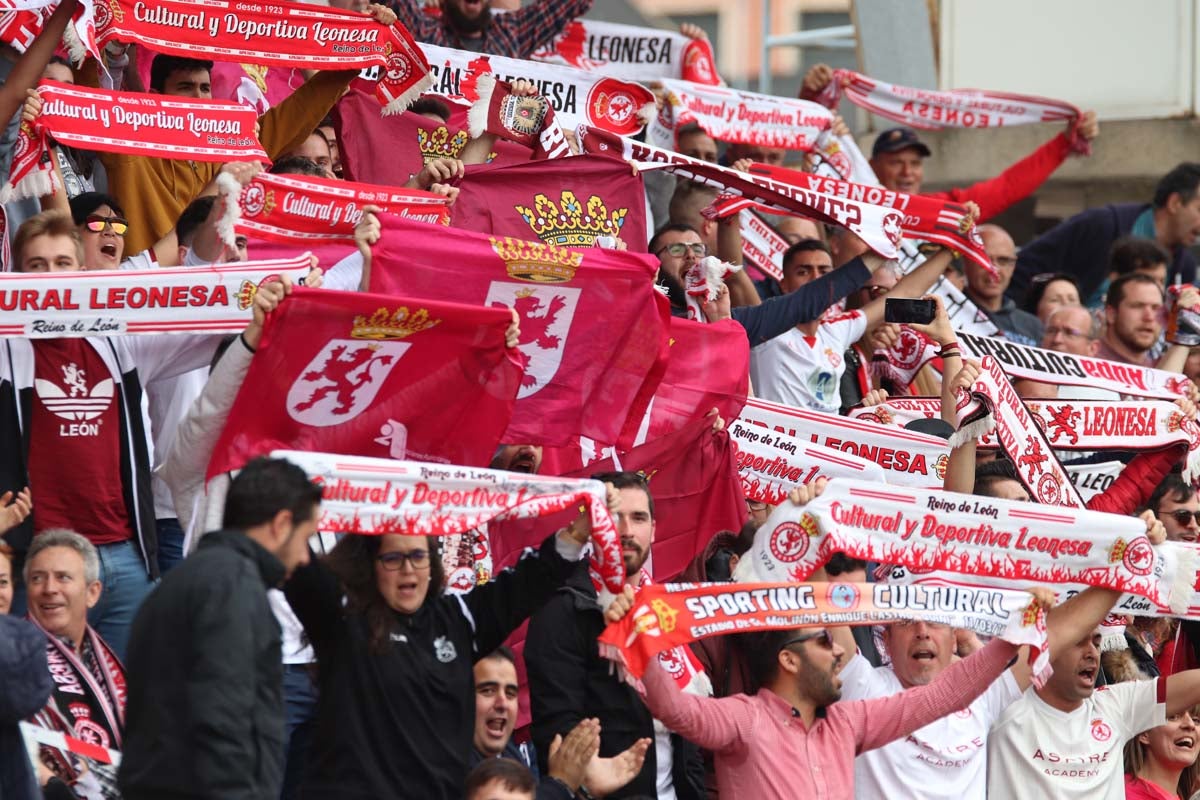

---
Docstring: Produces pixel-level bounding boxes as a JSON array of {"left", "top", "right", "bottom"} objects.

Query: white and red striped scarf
[
  {"left": 0, "top": 0, "right": 98, "bottom": 63},
  {"left": 531, "top": 18, "right": 721, "bottom": 85},
  {"left": 738, "top": 209, "right": 786, "bottom": 281},
  {"left": 815, "top": 69, "right": 1091, "bottom": 155}
]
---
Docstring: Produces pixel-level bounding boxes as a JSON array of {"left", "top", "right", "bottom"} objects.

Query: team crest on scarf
[
  {"left": 499, "top": 93, "right": 548, "bottom": 138},
  {"left": 587, "top": 79, "right": 644, "bottom": 135},
  {"left": 515, "top": 191, "right": 628, "bottom": 247},
  {"left": 286, "top": 307, "right": 439, "bottom": 427},
  {"left": 486, "top": 283, "right": 580, "bottom": 398}
]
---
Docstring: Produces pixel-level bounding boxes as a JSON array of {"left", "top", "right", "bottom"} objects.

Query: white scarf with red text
[{"left": 531, "top": 18, "right": 721, "bottom": 85}]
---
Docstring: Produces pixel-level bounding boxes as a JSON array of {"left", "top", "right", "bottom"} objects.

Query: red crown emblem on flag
[
  {"left": 514, "top": 191, "right": 627, "bottom": 247},
  {"left": 489, "top": 236, "right": 583, "bottom": 283},
  {"left": 351, "top": 306, "right": 441, "bottom": 340}
]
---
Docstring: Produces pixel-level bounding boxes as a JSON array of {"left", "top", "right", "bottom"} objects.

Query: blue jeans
[
  {"left": 281, "top": 664, "right": 318, "bottom": 799},
  {"left": 86, "top": 540, "right": 155, "bottom": 661},
  {"left": 155, "top": 518, "right": 186, "bottom": 574}
]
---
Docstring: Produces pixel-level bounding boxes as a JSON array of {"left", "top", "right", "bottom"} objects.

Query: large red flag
[
  {"left": 207, "top": 288, "right": 521, "bottom": 478},
  {"left": 368, "top": 214, "right": 671, "bottom": 449},
  {"left": 451, "top": 154, "right": 649, "bottom": 251}
]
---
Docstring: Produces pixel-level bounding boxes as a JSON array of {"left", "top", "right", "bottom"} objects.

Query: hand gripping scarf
[
  {"left": 276, "top": 450, "right": 625, "bottom": 606},
  {"left": 92, "top": 0, "right": 430, "bottom": 114},
  {"left": 814, "top": 69, "right": 1091, "bottom": 155},
  {"left": 467, "top": 75, "right": 571, "bottom": 159},
  {"left": 598, "top": 579, "right": 1050, "bottom": 685},
  {"left": 734, "top": 477, "right": 1199, "bottom": 615}
]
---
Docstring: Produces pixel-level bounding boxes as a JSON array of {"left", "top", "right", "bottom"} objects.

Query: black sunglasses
[
  {"left": 1162, "top": 509, "right": 1200, "bottom": 527},
  {"left": 780, "top": 630, "right": 833, "bottom": 651}
]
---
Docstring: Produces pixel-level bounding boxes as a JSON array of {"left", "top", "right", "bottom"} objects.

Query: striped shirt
[{"left": 388, "top": 0, "right": 593, "bottom": 59}]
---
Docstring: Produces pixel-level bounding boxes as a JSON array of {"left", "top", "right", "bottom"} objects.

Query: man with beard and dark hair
[
  {"left": 1098, "top": 272, "right": 1164, "bottom": 367},
  {"left": 526, "top": 471, "right": 705, "bottom": 800},
  {"left": 388, "top": 0, "right": 591, "bottom": 58}
]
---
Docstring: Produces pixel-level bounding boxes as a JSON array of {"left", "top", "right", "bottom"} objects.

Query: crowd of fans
[{"left": 3, "top": 0, "right": 1200, "bottom": 799}]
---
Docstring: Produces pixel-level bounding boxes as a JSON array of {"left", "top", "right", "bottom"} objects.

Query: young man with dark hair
[
  {"left": 118, "top": 457, "right": 322, "bottom": 800},
  {"left": 1149, "top": 473, "right": 1200, "bottom": 544},
  {"left": 464, "top": 758, "right": 537, "bottom": 800},
  {"left": 1098, "top": 273, "right": 1165, "bottom": 367},
  {"left": 1109, "top": 236, "right": 1171, "bottom": 286}
]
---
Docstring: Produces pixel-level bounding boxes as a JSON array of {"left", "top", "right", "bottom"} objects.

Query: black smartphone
[{"left": 884, "top": 297, "right": 936, "bottom": 325}]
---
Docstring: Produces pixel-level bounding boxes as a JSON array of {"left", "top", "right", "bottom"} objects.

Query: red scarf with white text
[{"left": 30, "top": 618, "right": 125, "bottom": 757}]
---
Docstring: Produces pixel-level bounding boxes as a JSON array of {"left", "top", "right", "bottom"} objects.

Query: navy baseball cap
[{"left": 871, "top": 127, "right": 932, "bottom": 159}]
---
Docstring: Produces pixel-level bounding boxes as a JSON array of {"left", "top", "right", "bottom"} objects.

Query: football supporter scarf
[
  {"left": 578, "top": 130, "right": 901, "bottom": 261},
  {"left": 531, "top": 18, "right": 721, "bottom": 85},
  {"left": 276, "top": 449, "right": 625, "bottom": 603},
  {"left": 809, "top": 129, "right": 876, "bottom": 184},
  {"left": 741, "top": 163, "right": 994, "bottom": 276},
  {"left": 650, "top": 79, "right": 832, "bottom": 151},
  {"left": 949, "top": 356, "right": 1085, "bottom": 507},
  {"left": 420, "top": 42, "right": 655, "bottom": 135},
  {"left": 739, "top": 397, "right": 951, "bottom": 488},
  {"left": 598, "top": 580, "right": 1050, "bottom": 683},
  {"left": 31, "top": 618, "right": 125, "bottom": 754},
  {"left": 0, "top": 0, "right": 97, "bottom": 62},
  {"left": 736, "top": 478, "right": 1198, "bottom": 614},
  {"left": 738, "top": 209, "right": 786, "bottom": 281},
  {"left": 93, "top": 0, "right": 430, "bottom": 114},
  {"left": 368, "top": 213, "right": 670, "bottom": 449},
  {"left": 814, "top": 69, "right": 1091, "bottom": 155},
  {"left": 208, "top": 288, "right": 521, "bottom": 477},
  {"left": 468, "top": 75, "right": 571, "bottom": 159},
  {"left": 2, "top": 79, "right": 267, "bottom": 202},
  {"left": 634, "top": 569, "right": 712, "bottom": 695},
  {"left": 0, "top": 255, "right": 312, "bottom": 337},
  {"left": 729, "top": 417, "right": 885, "bottom": 503},
  {"left": 215, "top": 171, "right": 450, "bottom": 249},
  {"left": 450, "top": 155, "right": 648, "bottom": 250}
]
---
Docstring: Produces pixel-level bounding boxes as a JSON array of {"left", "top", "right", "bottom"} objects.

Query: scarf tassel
[{"left": 214, "top": 171, "right": 243, "bottom": 252}]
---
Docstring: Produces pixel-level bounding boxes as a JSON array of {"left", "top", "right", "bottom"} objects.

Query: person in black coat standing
[{"left": 118, "top": 457, "right": 322, "bottom": 800}]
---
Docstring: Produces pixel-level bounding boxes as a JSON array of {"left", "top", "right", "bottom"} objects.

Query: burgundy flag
[
  {"left": 207, "top": 287, "right": 521, "bottom": 478},
  {"left": 451, "top": 154, "right": 649, "bottom": 251},
  {"left": 369, "top": 214, "right": 670, "bottom": 449},
  {"left": 644, "top": 317, "right": 749, "bottom": 443}
]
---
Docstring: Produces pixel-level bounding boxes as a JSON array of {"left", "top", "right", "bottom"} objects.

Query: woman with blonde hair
[{"left": 1125, "top": 707, "right": 1200, "bottom": 799}]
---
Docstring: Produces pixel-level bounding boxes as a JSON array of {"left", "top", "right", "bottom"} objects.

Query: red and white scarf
[
  {"left": 598, "top": 579, "right": 1050, "bottom": 683},
  {"left": 736, "top": 478, "right": 1198, "bottom": 614},
  {"left": 0, "top": 0, "right": 98, "bottom": 63},
  {"left": 0, "top": 255, "right": 313, "bottom": 337},
  {"left": 738, "top": 209, "right": 786, "bottom": 281},
  {"left": 2, "top": 79, "right": 267, "bottom": 202},
  {"left": 531, "top": 18, "right": 721, "bottom": 85},
  {"left": 93, "top": 0, "right": 430, "bottom": 114},
  {"left": 420, "top": 43, "right": 655, "bottom": 135},
  {"left": 739, "top": 397, "right": 951, "bottom": 488},
  {"left": 276, "top": 449, "right": 625, "bottom": 605},
  {"left": 216, "top": 171, "right": 450, "bottom": 249},
  {"left": 650, "top": 79, "right": 832, "bottom": 152},
  {"left": 815, "top": 69, "right": 1091, "bottom": 155},
  {"left": 467, "top": 75, "right": 571, "bottom": 159},
  {"left": 635, "top": 568, "right": 711, "bottom": 696}
]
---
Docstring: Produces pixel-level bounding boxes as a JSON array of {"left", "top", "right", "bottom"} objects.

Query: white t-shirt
[
  {"left": 749, "top": 311, "right": 867, "bottom": 412},
  {"left": 987, "top": 680, "right": 1165, "bottom": 800},
  {"left": 841, "top": 653, "right": 1022, "bottom": 800}
]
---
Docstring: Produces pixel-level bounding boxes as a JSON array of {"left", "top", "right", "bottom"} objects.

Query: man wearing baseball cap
[{"left": 800, "top": 64, "right": 1098, "bottom": 222}]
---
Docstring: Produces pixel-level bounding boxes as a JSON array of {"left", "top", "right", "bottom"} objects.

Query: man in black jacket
[
  {"left": 117, "top": 457, "right": 322, "bottom": 800},
  {"left": 526, "top": 471, "right": 706, "bottom": 800}
]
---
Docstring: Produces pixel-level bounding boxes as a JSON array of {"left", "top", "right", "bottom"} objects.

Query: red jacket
[
  {"left": 1083, "top": 445, "right": 1184, "bottom": 516},
  {"left": 924, "top": 133, "right": 1073, "bottom": 222}
]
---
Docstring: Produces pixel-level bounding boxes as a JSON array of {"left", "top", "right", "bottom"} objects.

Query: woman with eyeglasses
[
  {"left": 283, "top": 517, "right": 599, "bottom": 800},
  {"left": 1124, "top": 707, "right": 1200, "bottom": 799}
]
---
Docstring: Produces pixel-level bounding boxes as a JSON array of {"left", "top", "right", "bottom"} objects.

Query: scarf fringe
[
  {"left": 638, "top": 102, "right": 656, "bottom": 126},
  {"left": 381, "top": 73, "right": 434, "bottom": 117},
  {"left": 948, "top": 412, "right": 995, "bottom": 450},
  {"left": 1185, "top": 449, "right": 1200, "bottom": 486},
  {"left": 0, "top": 167, "right": 55, "bottom": 205},
  {"left": 214, "top": 171, "right": 243, "bottom": 251},
  {"left": 466, "top": 73, "right": 497, "bottom": 140},
  {"left": 62, "top": 21, "right": 86, "bottom": 66},
  {"left": 598, "top": 641, "right": 644, "bottom": 691},
  {"left": 1171, "top": 545, "right": 1199, "bottom": 615}
]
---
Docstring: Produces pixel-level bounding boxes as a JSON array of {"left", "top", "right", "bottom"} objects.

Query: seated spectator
[
  {"left": 965, "top": 224, "right": 1043, "bottom": 345},
  {"left": 1041, "top": 304, "right": 1100, "bottom": 357},
  {"left": 12, "top": 210, "right": 83, "bottom": 273},
  {"left": 1098, "top": 273, "right": 1164, "bottom": 367},
  {"left": 464, "top": 758, "right": 537, "bottom": 800},
  {"left": 1022, "top": 272, "right": 1081, "bottom": 323},
  {"left": 68, "top": 193, "right": 129, "bottom": 271},
  {"left": 0, "top": 538, "right": 13, "bottom": 615},
  {"left": 1123, "top": 708, "right": 1200, "bottom": 799}
]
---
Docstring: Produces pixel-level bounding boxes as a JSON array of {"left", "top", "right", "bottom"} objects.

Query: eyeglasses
[
  {"left": 84, "top": 214, "right": 128, "bottom": 236},
  {"left": 1161, "top": 509, "right": 1200, "bottom": 527},
  {"left": 654, "top": 242, "right": 706, "bottom": 258},
  {"left": 991, "top": 256, "right": 1017, "bottom": 269},
  {"left": 1044, "top": 325, "right": 1089, "bottom": 340},
  {"left": 376, "top": 549, "right": 431, "bottom": 571},
  {"left": 780, "top": 630, "right": 833, "bottom": 651}
]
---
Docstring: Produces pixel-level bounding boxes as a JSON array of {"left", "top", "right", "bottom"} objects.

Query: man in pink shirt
[{"left": 607, "top": 597, "right": 1032, "bottom": 800}]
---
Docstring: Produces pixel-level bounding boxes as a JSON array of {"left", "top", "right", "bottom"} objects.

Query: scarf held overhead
[
  {"left": 531, "top": 18, "right": 721, "bottom": 85},
  {"left": 650, "top": 79, "right": 832, "bottom": 151},
  {"left": 94, "top": 0, "right": 430, "bottom": 113}
]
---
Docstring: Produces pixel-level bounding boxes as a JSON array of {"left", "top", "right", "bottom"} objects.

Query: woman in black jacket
[{"left": 284, "top": 523, "right": 592, "bottom": 800}]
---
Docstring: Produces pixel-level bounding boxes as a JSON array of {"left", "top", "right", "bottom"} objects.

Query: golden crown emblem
[
  {"left": 1109, "top": 538, "right": 1129, "bottom": 564},
  {"left": 236, "top": 280, "right": 257, "bottom": 311},
  {"left": 489, "top": 236, "right": 583, "bottom": 283},
  {"left": 107, "top": 0, "right": 125, "bottom": 22},
  {"left": 240, "top": 63, "right": 269, "bottom": 96},
  {"left": 799, "top": 512, "right": 820, "bottom": 539},
  {"left": 651, "top": 598, "right": 679, "bottom": 634},
  {"left": 1021, "top": 600, "right": 1040, "bottom": 628},
  {"left": 262, "top": 189, "right": 276, "bottom": 217},
  {"left": 351, "top": 306, "right": 441, "bottom": 340},
  {"left": 417, "top": 126, "right": 469, "bottom": 164},
  {"left": 515, "top": 191, "right": 628, "bottom": 247}
]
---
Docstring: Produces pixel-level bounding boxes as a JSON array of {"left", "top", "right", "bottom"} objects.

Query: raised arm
[
  {"left": 639, "top": 653, "right": 750, "bottom": 753},
  {"left": 858, "top": 248, "right": 954, "bottom": 329},
  {"left": 0, "top": 0, "right": 77, "bottom": 126}
]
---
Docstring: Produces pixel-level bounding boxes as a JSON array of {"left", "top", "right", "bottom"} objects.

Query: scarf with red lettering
[
  {"left": 467, "top": 75, "right": 571, "bottom": 160},
  {"left": 740, "top": 397, "right": 951, "bottom": 488},
  {"left": 598, "top": 579, "right": 1050, "bottom": 684},
  {"left": 650, "top": 78, "right": 832, "bottom": 151},
  {"left": 738, "top": 209, "right": 786, "bottom": 281},
  {"left": 577, "top": 129, "right": 901, "bottom": 261},
  {"left": 275, "top": 449, "right": 625, "bottom": 605},
  {"left": 93, "top": 0, "right": 429, "bottom": 114},
  {"left": 531, "top": 18, "right": 721, "bottom": 85},
  {"left": 29, "top": 618, "right": 125, "bottom": 775},
  {"left": 420, "top": 43, "right": 655, "bottom": 135},
  {"left": 736, "top": 477, "right": 1198, "bottom": 614},
  {"left": 0, "top": 0, "right": 98, "bottom": 62},
  {"left": 717, "top": 163, "right": 993, "bottom": 276},
  {"left": 1, "top": 79, "right": 267, "bottom": 202},
  {"left": 814, "top": 69, "right": 1091, "bottom": 155},
  {"left": 215, "top": 171, "right": 450, "bottom": 249},
  {"left": 0, "top": 255, "right": 313, "bottom": 337}
]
